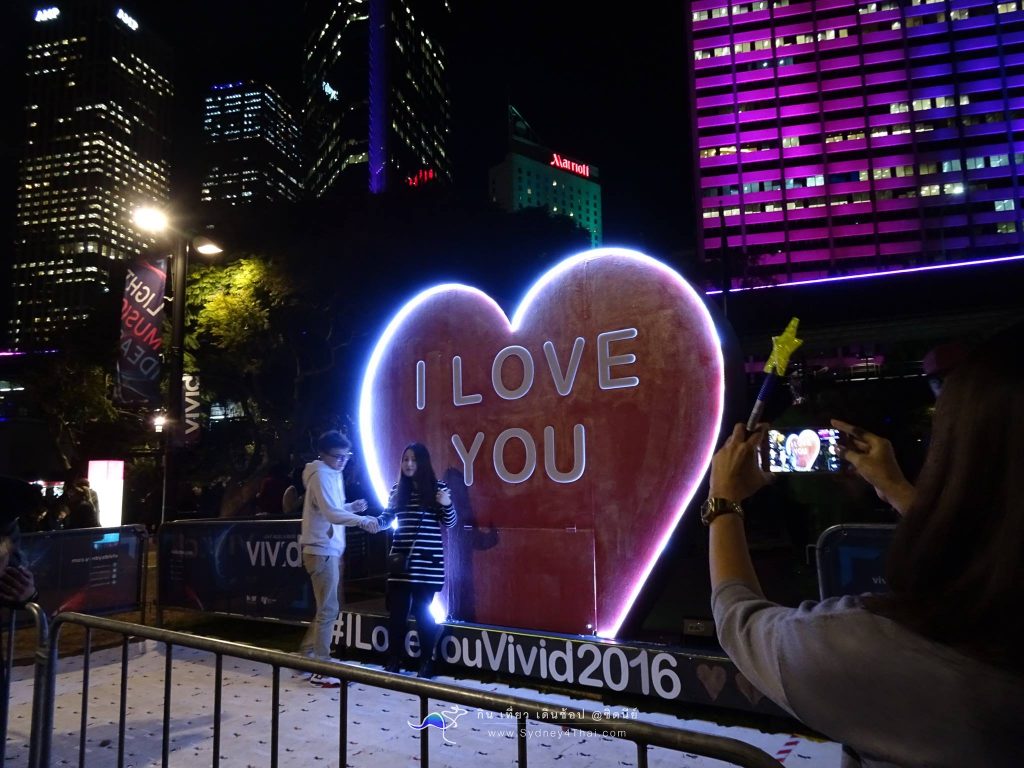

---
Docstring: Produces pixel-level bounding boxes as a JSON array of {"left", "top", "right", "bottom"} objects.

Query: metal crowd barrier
[
  {"left": 0, "top": 602, "right": 50, "bottom": 768},
  {"left": 2, "top": 525, "right": 148, "bottom": 766},
  {"left": 33, "top": 612, "right": 780, "bottom": 768}
]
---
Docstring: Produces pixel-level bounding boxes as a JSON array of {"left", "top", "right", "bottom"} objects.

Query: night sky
[{"left": 0, "top": 1, "right": 693, "bottom": 257}]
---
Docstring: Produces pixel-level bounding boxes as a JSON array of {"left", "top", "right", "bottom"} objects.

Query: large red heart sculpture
[{"left": 359, "top": 249, "right": 723, "bottom": 637}]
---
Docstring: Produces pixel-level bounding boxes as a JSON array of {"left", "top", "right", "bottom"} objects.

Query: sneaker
[
  {"left": 384, "top": 657, "right": 402, "bottom": 674},
  {"left": 309, "top": 673, "right": 342, "bottom": 688},
  {"left": 417, "top": 659, "right": 435, "bottom": 679}
]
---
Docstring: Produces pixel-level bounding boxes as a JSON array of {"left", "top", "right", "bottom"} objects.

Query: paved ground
[{"left": 4, "top": 640, "right": 841, "bottom": 767}]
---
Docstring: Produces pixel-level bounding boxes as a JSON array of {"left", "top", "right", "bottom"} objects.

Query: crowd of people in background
[{"left": 16, "top": 476, "right": 101, "bottom": 533}]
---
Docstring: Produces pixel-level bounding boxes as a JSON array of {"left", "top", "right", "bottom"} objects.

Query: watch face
[
  {"left": 700, "top": 499, "right": 718, "bottom": 525},
  {"left": 701, "top": 498, "right": 740, "bottom": 526}
]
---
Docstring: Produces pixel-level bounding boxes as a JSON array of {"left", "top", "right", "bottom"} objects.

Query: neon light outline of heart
[{"left": 358, "top": 248, "right": 724, "bottom": 638}]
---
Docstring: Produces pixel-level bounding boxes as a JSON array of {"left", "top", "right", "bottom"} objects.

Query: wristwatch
[{"left": 700, "top": 497, "right": 744, "bottom": 527}]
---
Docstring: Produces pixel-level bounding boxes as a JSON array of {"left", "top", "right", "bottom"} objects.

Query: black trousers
[{"left": 387, "top": 581, "right": 440, "bottom": 662}]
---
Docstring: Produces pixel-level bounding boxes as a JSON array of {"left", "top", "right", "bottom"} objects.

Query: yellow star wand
[{"left": 746, "top": 317, "right": 803, "bottom": 432}]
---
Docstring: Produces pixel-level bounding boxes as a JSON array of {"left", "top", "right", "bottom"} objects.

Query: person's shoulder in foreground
[
  {"left": 706, "top": 321, "right": 1024, "bottom": 767},
  {"left": 713, "top": 576, "right": 1024, "bottom": 767}
]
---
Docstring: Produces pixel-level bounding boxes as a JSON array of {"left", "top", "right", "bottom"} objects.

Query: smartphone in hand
[{"left": 761, "top": 427, "right": 843, "bottom": 474}]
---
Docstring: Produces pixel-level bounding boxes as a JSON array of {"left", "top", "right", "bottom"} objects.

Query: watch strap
[{"left": 701, "top": 497, "right": 744, "bottom": 527}]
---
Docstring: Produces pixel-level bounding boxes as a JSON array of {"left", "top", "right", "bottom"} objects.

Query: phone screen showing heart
[{"left": 764, "top": 428, "right": 842, "bottom": 473}]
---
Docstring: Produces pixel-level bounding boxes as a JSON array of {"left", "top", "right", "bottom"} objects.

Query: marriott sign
[{"left": 550, "top": 153, "right": 591, "bottom": 178}]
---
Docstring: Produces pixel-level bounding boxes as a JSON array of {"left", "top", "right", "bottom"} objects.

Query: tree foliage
[{"left": 186, "top": 256, "right": 291, "bottom": 373}]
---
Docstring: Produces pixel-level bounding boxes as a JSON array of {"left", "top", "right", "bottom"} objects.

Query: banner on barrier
[
  {"left": 20, "top": 526, "right": 146, "bottom": 616},
  {"left": 159, "top": 520, "right": 312, "bottom": 621},
  {"left": 157, "top": 520, "right": 386, "bottom": 622},
  {"left": 335, "top": 611, "right": 786, "bottom": 716}
]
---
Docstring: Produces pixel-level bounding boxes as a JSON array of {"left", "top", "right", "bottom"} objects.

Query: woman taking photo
[
  {"left": 705, "top": 323, "right": 1023, "bottom": 766},
  {"left": 377, "top": 443, "right": 456, "bottom": 678}
]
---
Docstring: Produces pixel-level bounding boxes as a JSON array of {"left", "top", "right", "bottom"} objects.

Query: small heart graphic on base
[
  {"left": 696, "top": 664, "right": 727, "bottom": 701},
  {"left": 735, "top": 672, "right": 765, "bottom": 706}
]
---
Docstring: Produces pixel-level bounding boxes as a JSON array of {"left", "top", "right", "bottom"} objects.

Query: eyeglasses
[{"left": 325, "top": 452, "right": 352, "bottom": 461}]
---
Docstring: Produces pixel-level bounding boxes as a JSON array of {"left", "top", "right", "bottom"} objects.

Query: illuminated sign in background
[
  {"left": 405, "top": 168, "right": 436, "bottom": 188},
  {"left": 115, "top": 8, "right": 138, "bottom": 30},
  {"left": 360, "top": 249, "right": 724, "bottom": 637},
  {"left": 88, "top": 460, "right": 124, "bottom": 528},
  {"left": 550, "top": 153, "right": 590, "bottom": 178}
]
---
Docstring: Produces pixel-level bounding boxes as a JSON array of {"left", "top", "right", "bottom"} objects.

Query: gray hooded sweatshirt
[{"left": 298, "top": 459, "right": 365, "bottom": 557}]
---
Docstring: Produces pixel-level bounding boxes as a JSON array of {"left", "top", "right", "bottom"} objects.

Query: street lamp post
[
  {"left": 167, "top": 234, "right": 189, "bottom": 439},
  {"left": 132, "top": 207, "right": 221, "bottom": 525},
  {"left": 163, "top": 233, "right": 189, "bottom": 524}
]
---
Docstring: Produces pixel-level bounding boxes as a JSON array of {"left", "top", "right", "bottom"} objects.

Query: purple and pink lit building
[{"left": 688, "top": 0, "right": 1024, "bottom": 289}]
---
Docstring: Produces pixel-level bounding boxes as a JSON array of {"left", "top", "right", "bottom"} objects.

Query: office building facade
[
  {"left": 303, "top": 0, "right": 452, "bottom": 197},
  {"left": 200, "top": 81, "right": 302, "bottom": 207},
  {"left": 489, "top": 109, "right": 602, "bottom": 246},
  {"left": 689, "top": 0, "right": 1024, "bottom": 289},
  {"left": 12, "top": 2, "right": 171, "bottom": 349},
  {"left": 489, "top": 142, "right": 603, "bottom": 247}
]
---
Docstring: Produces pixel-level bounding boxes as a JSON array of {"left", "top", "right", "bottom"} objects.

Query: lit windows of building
[
  {"left": 12, "top": 1, "right": 172, "bottom": 349},
  {"left": 303, "top": 0, "right": 452, "bottom": 197},
  {"left": 689, "top": 0, "right": 1024, "bottom": 289},
  {"left": 201, "top": 81, "right": 302, "bottom": 206}
]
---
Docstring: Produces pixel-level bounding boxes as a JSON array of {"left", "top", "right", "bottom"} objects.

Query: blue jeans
[{"left": 300, "top": 552, "right": 341, "bottom": 660}]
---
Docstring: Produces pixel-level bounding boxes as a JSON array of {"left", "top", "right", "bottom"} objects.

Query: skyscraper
[
  {"left": 303, "top": 0, "right": 452, "bottom": 197},
  {"left": 200, "top": 81, "right": 302, "bottom": 207},
  {"left": 12, "top": 2, "right": 171, "bottom": 349},
  {"left": 689, "top": 0, "right": 1024, "bottom": 289},
  {"left": 489, "top": 108, "right": 602, "bottom": 247}
]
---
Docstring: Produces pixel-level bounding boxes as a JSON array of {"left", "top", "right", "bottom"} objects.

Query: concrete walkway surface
[{"left": 4, "top": 641, "right": 841, "bottom": 767}]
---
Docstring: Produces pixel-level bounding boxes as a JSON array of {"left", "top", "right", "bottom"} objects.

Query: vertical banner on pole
[
  {"left": 115, "top": 257, "right": 167, "bottom": 405},
  {"left": 183, "top": 374, "right": 202, "bottom": 446}
]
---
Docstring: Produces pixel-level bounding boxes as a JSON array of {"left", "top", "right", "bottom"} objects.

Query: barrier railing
[
  {"left": 38, "top": 612, "right": 781, "bottom": 768},
  {"left": 0, "top": 602, "right": 49, "bottom": 768},
  {"left": 2, "top": 526, "right": 147, "bottom": 767},
  {"left": 152, "top": 520, "right": 786, "bottom": 719}
]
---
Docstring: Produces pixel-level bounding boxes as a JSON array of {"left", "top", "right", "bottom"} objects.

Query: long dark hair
[
  {"left": 864, "top": 323, "right": 1024, "bottom": 671},
  {"left": 395, "top": 442, "right": 439, "bottom": 510}
]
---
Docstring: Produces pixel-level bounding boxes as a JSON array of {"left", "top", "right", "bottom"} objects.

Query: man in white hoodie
[{"left": 298, "top": 431, "right": 379, "bottom": 686}]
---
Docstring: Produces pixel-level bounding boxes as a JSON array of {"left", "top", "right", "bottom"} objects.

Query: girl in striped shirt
[{"left": 377, "top": 443, "right": 456, "bottom": 677}]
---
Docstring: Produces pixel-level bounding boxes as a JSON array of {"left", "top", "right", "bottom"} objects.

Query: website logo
[{"left": 407, "top": 704, "right": 468, "bottom": 744}]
